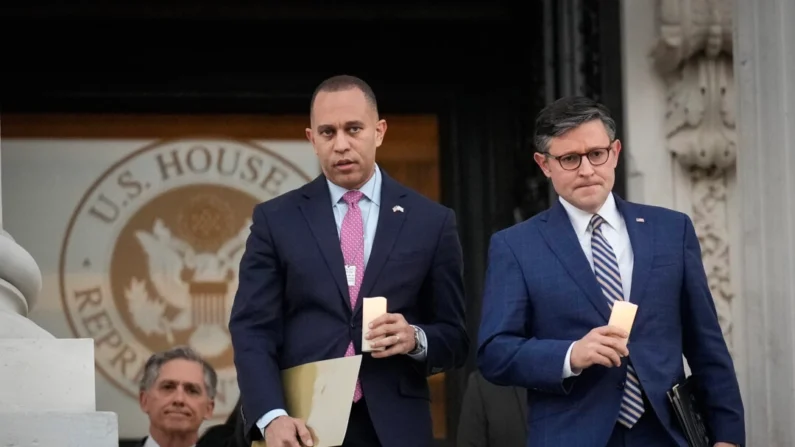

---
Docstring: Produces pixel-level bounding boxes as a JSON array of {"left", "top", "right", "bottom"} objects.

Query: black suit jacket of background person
[
  {"left": 196, "top": 399, "right": 249, "bottom": 447},
  {"left": 457, "top": 370, "right": 527, "bottom": 447}
]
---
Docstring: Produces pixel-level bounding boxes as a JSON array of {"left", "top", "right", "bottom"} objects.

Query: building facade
[{"left": 0, "top": 0, "right": 790, "bottom": 445}]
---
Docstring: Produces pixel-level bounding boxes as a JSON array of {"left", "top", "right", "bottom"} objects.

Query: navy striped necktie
[{"left": 590, "top": 214, "right": 645, "bottom": 428}]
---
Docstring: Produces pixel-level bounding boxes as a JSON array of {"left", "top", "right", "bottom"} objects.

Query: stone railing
[
  {"left": 0, "top": 229, "right": 53, "bottom": 338},
  {"left": 0, "top": 133, "right": 118, "bottom": 446}
]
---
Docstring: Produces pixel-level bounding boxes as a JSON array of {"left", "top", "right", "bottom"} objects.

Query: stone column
[
  {"left": 0, "top": 116, "right": 119, "bottom": 446},
  {"left": 734, "top": 0, "right": 795, "bottom": 444}
]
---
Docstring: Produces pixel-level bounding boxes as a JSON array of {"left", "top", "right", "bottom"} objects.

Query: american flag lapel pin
[
  {"left": 636, "top": 217, "right": 645, "bottom": 223},
  {"left": 393, "top": 205, "right": 404, "bottom": 213}
]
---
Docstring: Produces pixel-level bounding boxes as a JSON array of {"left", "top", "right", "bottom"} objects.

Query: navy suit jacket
[
  {"left": 229, "top": 171, "right": 468, "bottom": 446},
  {"left": 477, "top": 196, "right": 744, "bottom": 447}
]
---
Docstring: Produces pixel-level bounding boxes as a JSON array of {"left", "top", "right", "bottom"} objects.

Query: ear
[
  {"left": 611, "top": 139, "right": 622, "bottom": 165},
  {"left": 375, "top": 119, "right": 388, "bottom": 147},
  {"left": 139, "top": 391, "right": 149, "bottom": 413},
  {"left": 533, "top": 152, "right": 553, "bottom": 178},
  {"left": 204, "top": 399, "right": 216, "bottom": 421},
  {"left": 306, "top": 128, "right": 319, "bottom": 156}
]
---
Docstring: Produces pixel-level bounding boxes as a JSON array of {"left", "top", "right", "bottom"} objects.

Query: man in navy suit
[
  {"left": 477, "top": 96, "right": 744, "bottom": 447},
  {"left": 229, "top": 74, "right": 468, "bottom": 447}
]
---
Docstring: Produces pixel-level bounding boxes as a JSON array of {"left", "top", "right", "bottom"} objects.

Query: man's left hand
[{"left": 365, "top": 313, "right": 416, "bottom": 358}]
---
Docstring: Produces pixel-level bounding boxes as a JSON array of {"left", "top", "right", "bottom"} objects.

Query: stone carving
[
  {"left": 652, "top": 0, "right": 736, "bottom": 348},
  {"left": 689, "top": 168, "right": 732, "bottom": 338}
]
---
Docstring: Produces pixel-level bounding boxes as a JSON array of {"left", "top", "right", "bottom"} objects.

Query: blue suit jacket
[
  {"left": 477, "top": 196, "right": 744, "bottom": 447},
  {"left": 229, "top": 171, "right": 468, "bottom": 447}
]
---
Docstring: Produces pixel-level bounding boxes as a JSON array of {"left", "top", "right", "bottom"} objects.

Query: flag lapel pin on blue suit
[
  {"left": 393, "top": 205, "right": 404, "bottom": 213},
  {"left": 636, "top": 217, "right": 645, "bottom": 223}
]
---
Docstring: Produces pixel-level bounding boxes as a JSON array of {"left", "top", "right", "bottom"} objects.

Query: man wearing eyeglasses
[{"left": 477, "top": 96, "right": 744, "bottom": 447}]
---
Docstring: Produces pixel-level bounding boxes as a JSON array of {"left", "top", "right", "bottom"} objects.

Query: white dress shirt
[
  {"left": 143, "top": 434, "right": 195, "bottom": 447},
  {"left": 558, "top": 193, "right": 634, "bottom": 378}
]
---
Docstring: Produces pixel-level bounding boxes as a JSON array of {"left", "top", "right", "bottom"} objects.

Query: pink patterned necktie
[{"left": 340, "top": 190, "right": 365, "bottom": 402}]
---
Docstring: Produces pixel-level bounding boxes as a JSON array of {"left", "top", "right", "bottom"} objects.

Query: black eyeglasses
[{"left": 544, "top": 145, "right": 613, "bottom": 171}]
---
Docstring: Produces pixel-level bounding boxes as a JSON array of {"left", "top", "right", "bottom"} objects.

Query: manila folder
[{"left": 253, "top": 355, "right": 362, "bottom": 447}]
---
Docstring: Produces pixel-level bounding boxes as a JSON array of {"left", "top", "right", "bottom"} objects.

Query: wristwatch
[{"left": 408, "top": 325, "right": 422, "bottom": 355}]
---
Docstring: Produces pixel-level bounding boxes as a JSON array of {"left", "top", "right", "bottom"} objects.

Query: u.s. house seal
[{"left": 59, "top": 139, "right": 312, "bottom": 416}]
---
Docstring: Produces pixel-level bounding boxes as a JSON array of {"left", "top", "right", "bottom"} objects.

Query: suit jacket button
[
  {"left": 350, "top": 320, "right": 355, "bottom": 328},
  {"left": 617, "top": 381, "right": 625, "bottom": 389}
]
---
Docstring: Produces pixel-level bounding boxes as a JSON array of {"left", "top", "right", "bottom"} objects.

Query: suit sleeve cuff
[
  {"left": 562, "top": 342, "right": 582, "bottom": 378},
  {"left": 407, "top": 325, "right": 428, "bottom": 361},
  {"left": 256, "top": 409, "right": 288, "bottom": 437}
]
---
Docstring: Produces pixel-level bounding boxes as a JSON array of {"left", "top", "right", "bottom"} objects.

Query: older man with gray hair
[{"left": 138, "top": 346, "right": 218, "bottom": 447}]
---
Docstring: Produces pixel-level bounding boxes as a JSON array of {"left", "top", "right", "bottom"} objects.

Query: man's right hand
[
  {"left": 264, "top": 415, "right": 314, "bottom": 447},
  {"left": 570, "top": 325, "right": 630, "bottom": 371}
]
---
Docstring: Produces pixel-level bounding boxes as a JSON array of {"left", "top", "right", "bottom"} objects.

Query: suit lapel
[
  {"left": 615, "top": 197, "right": 653, "bottom": 307},
  {"left": 298, "top": 176, "right": 351, "bottom": 308},
  {"left": 539, "top": 201, "right": 611, "bottom": 322},
  {"left": 356, "top": 172, "right": 408, "bottom": 313}
]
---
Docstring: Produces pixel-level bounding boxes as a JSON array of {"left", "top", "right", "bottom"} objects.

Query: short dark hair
[
  {"left": 139, "top": 346, "right": 218, "bottom": 400},
  {"left": 309, "top": 74, "right": 379, "bottom": 116},
  {"left": 532, "top": 96, "right": 617, "bottom": 153}
]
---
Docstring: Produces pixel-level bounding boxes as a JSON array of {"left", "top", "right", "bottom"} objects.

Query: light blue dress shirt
[
  {"left": 256, "top": 165, "right": 428, "bottom": 435},
  {"left": 327, "top": 161, "right": 382, "bottom": 267}
]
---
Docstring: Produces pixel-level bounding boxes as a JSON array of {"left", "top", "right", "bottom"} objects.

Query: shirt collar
[
  {"left": 558, "top": 192, "right": 621, "bottom": 236},
  {"left": 144, "top": 434, "right": 195, "bottom": 447},
  {"left": 143, "top": 435, "right": 160, "bottom": 447},
  {"left": 327, "top": 164, "right": 382, "bottom": 206}
]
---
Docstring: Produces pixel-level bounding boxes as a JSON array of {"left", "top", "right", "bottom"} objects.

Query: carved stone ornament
[
  {"left": 653, "top": 0, "right": 735, "bottom": 170},
  {"left": 652, "top": 0, "right": 735, "bottom": 349}
]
